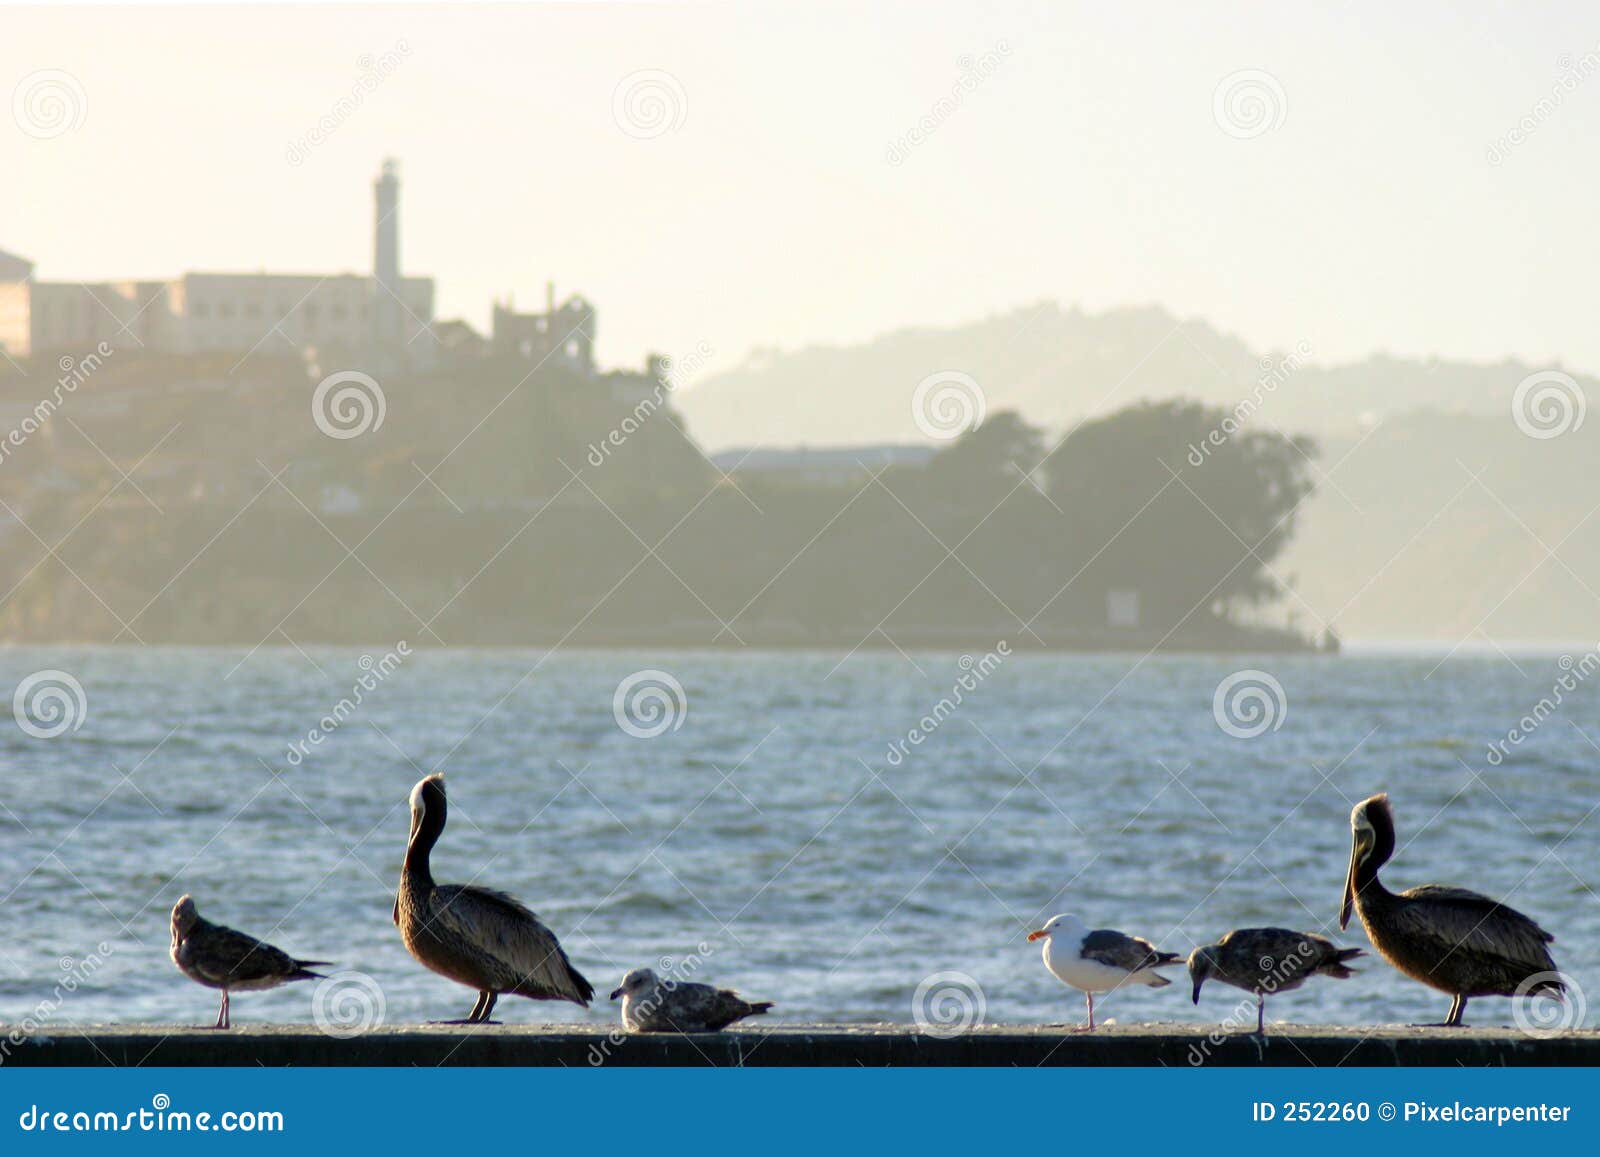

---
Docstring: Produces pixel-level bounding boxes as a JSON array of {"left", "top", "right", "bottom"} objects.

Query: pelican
[
  {"left": 609, "top": 967, "right": 774, "bottom": 1032},
  {"left": 1188, "top": 927, "right": 1362, "bottom": 1033},
  {"left": 169, "top": 895, "right": 327, "bottom": 1029},
  {"left": 1340, "top": 792, "right": 1562, "bottom": 1026},
  {"left": 395, "top": 773, "right": 594, "bottom": 1022}
]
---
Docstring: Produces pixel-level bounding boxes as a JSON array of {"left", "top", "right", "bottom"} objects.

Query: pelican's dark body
[
  {"left": 1340, "top": 793, "right": 1561, "bottom": 1026},
  {"left": 395, "top": 774, "right": 593, "bottom": 1022}
]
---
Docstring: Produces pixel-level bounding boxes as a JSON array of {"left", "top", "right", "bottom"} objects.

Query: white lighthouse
[{"left": 372, "top": 157, "right": 403, "bottom": 355}]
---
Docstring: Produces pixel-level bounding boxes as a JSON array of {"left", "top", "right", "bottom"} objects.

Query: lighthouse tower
[{"left": 372, "top": 158, "right": 403, "bottom": 355}]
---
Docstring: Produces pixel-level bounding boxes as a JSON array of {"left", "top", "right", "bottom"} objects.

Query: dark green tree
[{"left": 1044, "top": 399, "right": 1317, "bottom": 619}]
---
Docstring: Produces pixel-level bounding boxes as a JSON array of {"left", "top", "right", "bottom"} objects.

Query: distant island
[
  {"left": 0, "top": 339, "right": 1328, "bottom": 651},
  {"left": 0, "top": 161, "right": 1333, "bottom": 652}
]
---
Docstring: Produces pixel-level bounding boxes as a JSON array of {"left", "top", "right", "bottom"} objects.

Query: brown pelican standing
[
  {"left": 609, "top": 967, "right": 774, "bottom": 1032},
  {"left": 1188, "top": 928, "right": 1363, "bottom": 1033},
  {"left": 1340, "top": 792, "right": 1562, "bottom": 1026},
  {"left": 395, "top": 774, "right": 594, "bottom": 1022},
  {"left": 169, "top": 895, "right": 327, "bottom": 1029}
]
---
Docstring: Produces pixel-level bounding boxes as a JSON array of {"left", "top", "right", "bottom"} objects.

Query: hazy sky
[{"left": 4, "top": 2, "right": 1599, "bottom": 381}]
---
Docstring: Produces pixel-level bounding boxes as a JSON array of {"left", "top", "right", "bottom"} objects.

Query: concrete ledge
[{"left": 5, "top": 1023, "right": 1600, "bottom": 1066}]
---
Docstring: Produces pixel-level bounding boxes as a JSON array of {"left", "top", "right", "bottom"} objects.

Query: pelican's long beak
[
  {"left": 1191, "top": 977, "right": 1204, "bottom": 1004},
  {"left": 1026, "top": 929, "right": 1048, "bottom": 942},
  {"left": 609, "top": 987, "right": 623, "bottom": 1001},
  {"left": 1340, "top": 835, "right": 1362, "bottom": 931}
]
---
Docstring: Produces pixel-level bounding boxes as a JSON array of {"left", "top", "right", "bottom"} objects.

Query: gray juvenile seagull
[
  {"left": 1188, "top": 927, "right": 1363, "bottom": 1033},
  {"left": 609, "top": 967, "right": 774, "bottom": 1032},
  {"left": 169, "top": 895, "right": 328, "bottom": 1029},
  {"left": 1341, "top": 792, "right": 1562, "bottom": 1027},
  {"left": 395, "top": 773, "right": 593, "bottom": 1023}
]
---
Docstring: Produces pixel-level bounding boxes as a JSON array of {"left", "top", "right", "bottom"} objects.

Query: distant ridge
[{"left": 675, "top": 302, "right": 1595, "bottom": 451}]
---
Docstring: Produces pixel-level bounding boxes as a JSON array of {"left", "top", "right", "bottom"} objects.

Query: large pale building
[{"left": 0, "top": 160, "right": 435, "bottom": 367}]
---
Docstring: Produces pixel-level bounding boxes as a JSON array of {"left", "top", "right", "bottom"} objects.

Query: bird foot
[
  {"left": 428, "top": 1018, "right": 502, "bottom": 1026},
  {"left": 1410, "top": 1022, "right": 1464, "bottom": 1028}
]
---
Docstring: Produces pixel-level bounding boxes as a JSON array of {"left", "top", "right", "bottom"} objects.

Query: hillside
[
  {"left": 674, "top": 303, "right": 1590, "bottom": 451},
  {"left": 1282, "top": 410, "right": 1600, "bottom": 643}
]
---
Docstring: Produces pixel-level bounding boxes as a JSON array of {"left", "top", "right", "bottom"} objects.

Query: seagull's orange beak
[{"left": 1026, "top": 929, "right": 1048, "bottom": 942}]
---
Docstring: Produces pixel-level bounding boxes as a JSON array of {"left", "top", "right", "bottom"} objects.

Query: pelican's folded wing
[{"left": 1396, "top": 884, "right": 1558, "bottom": 973}]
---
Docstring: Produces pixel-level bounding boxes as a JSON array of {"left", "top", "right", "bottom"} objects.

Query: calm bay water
[{"left": 0, "top": 646, "right": 1596, "bottom": 1030}]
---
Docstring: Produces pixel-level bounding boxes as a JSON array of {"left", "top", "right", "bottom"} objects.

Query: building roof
[{"left": 0, "top": 247, "right": 34, "bottom": 282}]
